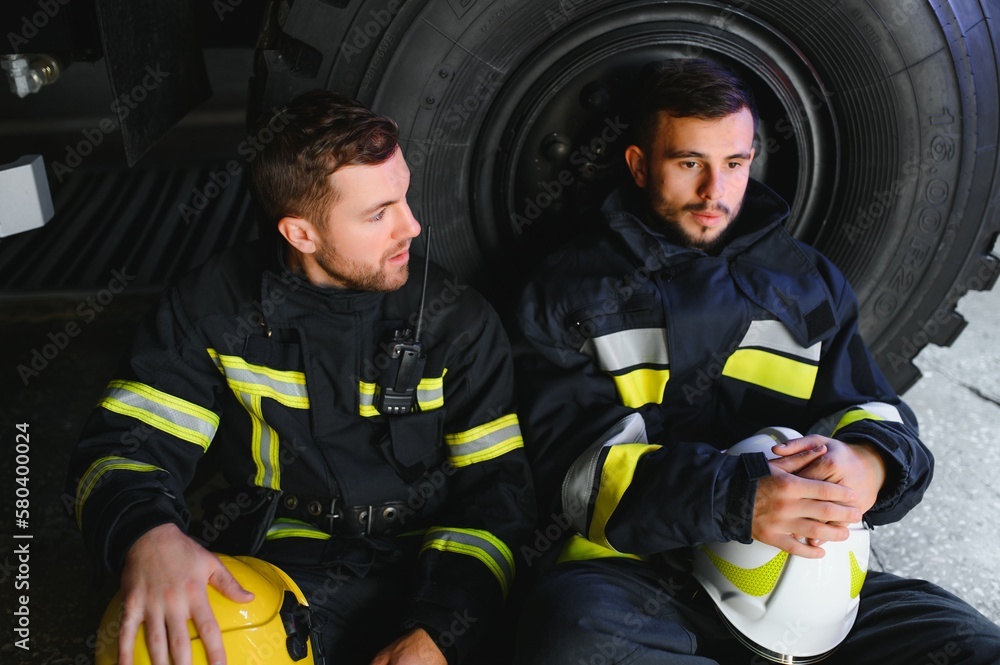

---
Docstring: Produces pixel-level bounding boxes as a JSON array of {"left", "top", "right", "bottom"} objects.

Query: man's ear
[
  {"left": 624, "top": 145, "right": 647, "bottom": 188},
  {"left": 277, "top": 216, "right": 318, "bottom": 254}
]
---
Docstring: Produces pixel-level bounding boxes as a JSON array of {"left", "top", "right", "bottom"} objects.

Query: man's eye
[
  {"left": 682, "top": 161, "right": 699, "bottom": 169},
  {"left": 728, "top": 162, "right": 744, "bottom": 169},
  {"left": 370, "top": 209, "right": 386, "bottom": 222}
]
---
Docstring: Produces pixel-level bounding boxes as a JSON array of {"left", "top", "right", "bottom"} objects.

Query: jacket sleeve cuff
[
  {"left": 721, "top": 452, "right": 771, "bottom": 543},
  {"left": 402, "top": 583, "right": 489, "bottom": 664},
  {"left": 100, "top": 492, "right": 188, "bottom": 573}
]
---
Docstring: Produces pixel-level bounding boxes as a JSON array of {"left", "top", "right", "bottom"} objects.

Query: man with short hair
[
  {"left": 68, "top": 89, "right": 535, "bottom": 665},
  {"left": 512, "top": 59, "right": 1000, "bottom": 663}
]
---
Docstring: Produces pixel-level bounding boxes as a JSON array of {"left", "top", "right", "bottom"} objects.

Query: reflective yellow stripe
[
  {"left": 75, "top": 456, "right": 163, "bottom": 528},
  {"left": 830, "top": 401, "right": 902, "bottom": 435},
  {"left": 266, "top": 518, "right": 331, "bottom": 541},
  {"left": 834, "top": 409, "right": 885, "bottom": 433},
  {"left": 359, "top": 381, "right": 378, "bottom": 417},
  {"left": 445, "top": 413, "right": 524, "bottom": 467},
  {"left": 556, "top": 534, "right": 645, "bottom": 564},
  {"left": 703, "top": 546, "right": 788, "bottom": 596},
  {"left": 99, "top": 380, "right": 218, "bottom": 450},
  {"left": 207, "top": 349, "right": 309, "bottom": 408},
  {"left": 416, "top": 371, "right": 446, "bottom": 411},
  {"left": 611, "top": 368, "right": 670, "bottom": 408},
  {"left": 589, "top": 443, "right": 662, "bottom": 550},
  {"left": 722, "top": 349, "right": 818, "bottom": 400},
  {"left": 359, "top": 372, "right": 447, "bottom": 416},
  {"left": 421, "top": 527, "right": 515, "bottom": 597},
  {"left": 581, "top": 329, "right": 670, "bottom": 407},
  {"left": 850, "top": 551, "right": 867, "bottom": 598}
]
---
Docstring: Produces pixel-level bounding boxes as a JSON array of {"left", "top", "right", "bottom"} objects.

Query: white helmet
[{"left": 691, "top": 427, "right": 869, "bottom": 663}]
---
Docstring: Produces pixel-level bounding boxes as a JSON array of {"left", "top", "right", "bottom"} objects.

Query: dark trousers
[
  {"left": 282, "top": 561, "right": 412, "bottom": 665},
  {"left": 513, "top": 559, "right": 1000, "bottom": 665}
]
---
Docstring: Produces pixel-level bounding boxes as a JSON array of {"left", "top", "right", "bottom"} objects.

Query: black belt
[{"left": 276, "top": 493, "right": 405, "bottom": 538}]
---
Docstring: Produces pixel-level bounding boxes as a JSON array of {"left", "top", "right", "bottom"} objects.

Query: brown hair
[
  {"left": 632, "top": 59, "right": 758, "bottom": 151},
  {"left": 246, "top": 89, "right": 399, "bottom": 228}
]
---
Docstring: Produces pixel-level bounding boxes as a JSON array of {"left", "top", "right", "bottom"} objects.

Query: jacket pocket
[{"left": 380, "top": 410, "right": 445, "bottom": 484}]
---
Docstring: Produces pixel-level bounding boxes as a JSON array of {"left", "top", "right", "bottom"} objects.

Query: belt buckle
[
  {"left": 324, "top": 498, "right": 343, "bottom": 534},
  {"left": 359, "top": 505, "right": 375, "bottom": 536}
]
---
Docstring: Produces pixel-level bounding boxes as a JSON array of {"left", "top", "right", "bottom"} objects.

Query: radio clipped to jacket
[{"left": 374, "top": 225, "right": 432, "bottom": 416}]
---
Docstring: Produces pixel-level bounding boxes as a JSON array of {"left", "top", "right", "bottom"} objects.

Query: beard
[
  {"left": 645, "top": 189, "right": 744, "bottom": 255},
  {"left": 314, "top": 241, "right": 411, "bottom": 292}
]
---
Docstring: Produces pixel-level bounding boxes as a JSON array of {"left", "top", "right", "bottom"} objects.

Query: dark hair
[
  {"left": 246, "top": 89, "right": 399, "bottom": 227},
  {"left": 632, "top": 59, "right": 758, "bottom": 150}
]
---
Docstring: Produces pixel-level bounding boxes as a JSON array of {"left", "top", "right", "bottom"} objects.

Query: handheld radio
[{"left": 374, "top": 225, "right": 432, "bottom": 415}]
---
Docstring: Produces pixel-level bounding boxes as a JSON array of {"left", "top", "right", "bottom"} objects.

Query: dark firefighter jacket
[
  {"left": 67, "top": 239, "right": 536, "bottom": 662},
  {"left": 514, "top": 179, "right": 933, "bottom": 564}
]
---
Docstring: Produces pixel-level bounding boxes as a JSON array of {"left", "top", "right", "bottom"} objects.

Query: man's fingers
[
  {"left": 117, "top": 601, "right": 141, "bottom": 665},
  {"left": 140, "top": 608, "right": 170, "bottom": 665},
  {"left": 190, "top": 599, "right": 226, "bottom": 665},
  {"left": 208, "top": 564, "right": 254, "bottom": 603},
  {"left": 165, "top": 604, "right": 194, "bottom": 665},
  {"left": 770, "top": 444, "right": 826, "bottom": 474}
]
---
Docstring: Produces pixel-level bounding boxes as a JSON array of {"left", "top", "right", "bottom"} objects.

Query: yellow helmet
[{"left": 95, "top": 555, "right": 313, "bottom": 665}]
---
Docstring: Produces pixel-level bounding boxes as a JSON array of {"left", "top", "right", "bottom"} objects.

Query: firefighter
[
  {"left": 68, "top": 90, "right": 535, "bottom": 665},
  {"left": 511, "top": 59, "right": 1000, "bottom": 663}
]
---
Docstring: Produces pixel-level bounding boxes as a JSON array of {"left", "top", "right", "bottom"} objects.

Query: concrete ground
[
  {"left": 1, "top": 274, "right": 997, "bottom": 664},
  {"left": 869, "top": 283, "right": 1000, "bottom": 625}
]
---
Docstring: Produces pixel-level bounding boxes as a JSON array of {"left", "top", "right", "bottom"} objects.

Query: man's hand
[
  {"left": 370, "top": 628, "right": 447, "bottom": 665},
  {"left": 789, "top": 435, "right": 886, "bottom": 515},
  {"left": 752, "top": 439, "right": 862, "bottom": 558},
  {"left": 118, "top": 523, "right": 254, "bottom": 665}
]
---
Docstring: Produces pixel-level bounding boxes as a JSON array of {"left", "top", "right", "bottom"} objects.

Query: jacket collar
[
  {"left": 260, "top": 238, "right": 384, "bottom": 314},
  {"left": 602, "top": 179, "right": 838, "bottom": 347},
  {"left": 602, "top": 179, "right": 791, "bottom": 263}
]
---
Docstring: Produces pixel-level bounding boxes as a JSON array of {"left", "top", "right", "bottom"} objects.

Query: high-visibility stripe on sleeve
[
  {"left": 421, "top": 527, "right": 515, "bottom": 597},
  {"left": 722, "top": 320, "right": 821, "bottom": 400},
  {"left": 99, "top": 380, "right": 219, "bottom": 450},
  {"left": 265, "top": 518, "right": 331, "bottom": 541},
  {"left": 581, "top": 329, "right": 670, "bottom": 408},
  {"left": 589, "top": 443, "right": 662, "bottom": 550},
  {"left": 444, "top": 413, "right": 524, "bottom": 467},
  {"left": 207, "top": 349, "right": 309, "bottom": 408},
  {"left": 75, "top": 456, "right": 164, "bottom": 528},
  {"left": 830, "top": 402, "right": 902, "bottom": 436}
]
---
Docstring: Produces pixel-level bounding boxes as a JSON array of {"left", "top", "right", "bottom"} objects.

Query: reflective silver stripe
[
  {"left": 208, "top": 350, "right": 309, "bottom": 408},
  {"left": 445, "top": 414, "right": 523, "bottom": 466},
  {"left": 738, "top": 320, "right": 820, "bottom": 362},
  {"left": 421, "top": 527, "right": 515, "bottom": 596},
  {"left": 75, "top": 456, "right": 163, "bottom": 528},
  {"left": 580, "top": 328, "right": 669, "bottom": 372},
  {"left": 416, "top": 374, "right": 445, "bottom": 410},
  {"left": 100, "top": 381, "right": 218, "bottom": 450}
]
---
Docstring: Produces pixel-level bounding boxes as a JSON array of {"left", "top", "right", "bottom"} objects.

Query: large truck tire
[{"left": 250, "top": 0, "right": 1000, "bottom": 393}]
